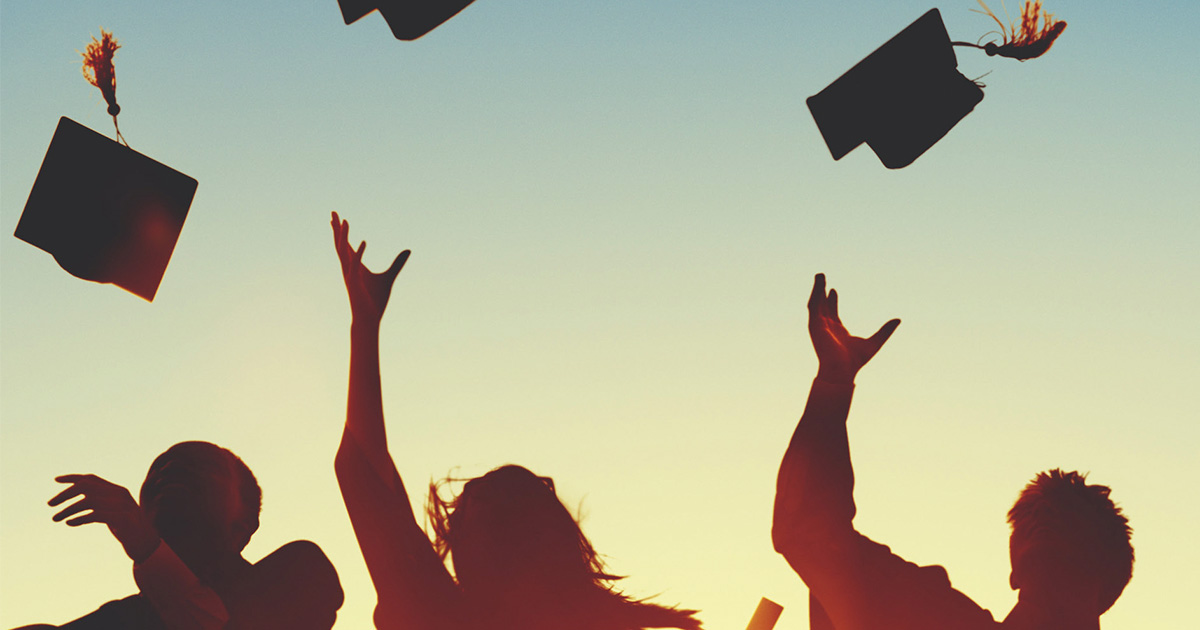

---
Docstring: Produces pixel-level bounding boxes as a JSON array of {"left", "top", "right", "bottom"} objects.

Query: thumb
[
  {"left": 866, "top": 318, "right": 901, "bottom": 356},
  {"left": 386, "top": 250, "right": 411, "bottom": 281}
]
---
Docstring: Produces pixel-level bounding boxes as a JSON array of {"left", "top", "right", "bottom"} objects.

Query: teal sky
[{"left": 2, "top": 1, "right": 1197, "bottom": 628}]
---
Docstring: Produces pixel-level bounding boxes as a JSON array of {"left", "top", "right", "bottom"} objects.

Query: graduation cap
[
  {"left": 14, "top": 117, "right": 197, "bottom": 301},
  {"left": 807, "top": 9, "right": 984, "bottom": 169},
  {"left": 338, "top": 0, "right": 476, "bottom": 40}
]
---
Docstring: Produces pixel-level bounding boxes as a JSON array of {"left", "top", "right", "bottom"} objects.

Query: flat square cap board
[
  {"left": 807, "top": 9, "right": 984, "bottom": 169},
  {"left": 338, "top": 0, "right": 476, "bottom": 40},
  {"left": 14, "top": 117, "right": 197, "bottom": 301}
]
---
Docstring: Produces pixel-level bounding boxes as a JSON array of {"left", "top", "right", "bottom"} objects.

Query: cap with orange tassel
[
  {"left": 806, "top": 2, "right": 1069, "bottom": 169},
  {"left": 13, "top": 30, "right": 198, "bottom": 301},
  {"left": 952, "top": 1, "right": 1068, "bottom": 61}
]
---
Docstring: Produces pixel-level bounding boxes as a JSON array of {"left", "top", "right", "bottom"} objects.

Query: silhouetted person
[
  {"left": 330, "top": 212, "right": 700, "bottom": 630},
  {"left": 15, "top": 441, "right": 343, "bottom": 629},
  {"left": 772, "top": 274, "right": 1133, "bottom": 630}
]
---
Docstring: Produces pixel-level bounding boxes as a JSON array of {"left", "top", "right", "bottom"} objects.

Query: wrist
[
  {"left": 350, "top": 318, "right": 381, "bottom": 336},
  {"left": 816, "top": 365, "right": 855, "bottom": 386},
  {"left": 124, "top": 531, "right": 162, "bottom": 564}
]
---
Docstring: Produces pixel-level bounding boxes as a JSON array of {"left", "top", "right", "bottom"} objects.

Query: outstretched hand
[
  {"left": 808, "top": 273, "right": 900, "bottom": 385},
  {"left": 49, "top": 474, "right": 160, "bottom": 563},
  {"left": 332, "top": 211, "right": 410, "bottom": 326}
]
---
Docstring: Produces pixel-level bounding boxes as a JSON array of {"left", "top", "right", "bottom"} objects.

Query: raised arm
[
  {"left": 331, "top": 212, "right": 410, "bottom": 482},
  {"left": 771, "top": 274, "right": 899, "bottom": 625},
  {"left": 772, "top": 274, "right": 899, "bottom": 547},
  {"left": 47, "top": 475, "right": 229, "bottom": 629},
  {"left": 330, "top": 212, "right": 462, "bottom": 629},
  {"left": 773, "top": 275, "right": 998, "bottom": 629}
]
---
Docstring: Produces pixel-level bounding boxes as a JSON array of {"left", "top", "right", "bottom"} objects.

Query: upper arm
[
  {"left": 334, "top": 435, "right": 463, "bottom": 629},
  {"left": 781, "top": 530, "right": 996, "bottom": 630}
]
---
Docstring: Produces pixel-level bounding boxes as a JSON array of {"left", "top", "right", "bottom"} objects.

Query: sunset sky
[{"left": 2, "top": 1, "right": 1197, "bottom": 628}]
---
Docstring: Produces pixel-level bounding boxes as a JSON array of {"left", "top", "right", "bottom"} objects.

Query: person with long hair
[{"left": 330, "top": 212, "right": 700, "bottom": 630}]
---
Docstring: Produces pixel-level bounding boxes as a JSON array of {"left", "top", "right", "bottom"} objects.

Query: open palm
[
  {"left": 808, "top": 273, "right": 900, "bottom": 384},
  {"left": 332, "top": 211, "right": 410, "bottom": 325}
]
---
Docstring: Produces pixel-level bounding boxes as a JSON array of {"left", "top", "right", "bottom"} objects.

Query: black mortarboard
[
  {"left": 807, "top": 9, "right": 984, "bottom": 169},
  {"left": 338, "top": 0, "right": 476, "bottom": 40},
  {"left": 14, "top": 117, "right": 197, "bottom": 301}
]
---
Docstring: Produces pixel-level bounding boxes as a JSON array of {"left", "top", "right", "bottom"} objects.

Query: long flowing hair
[{"left": 426, "top": 465, "right": 701, "bottom": 630}]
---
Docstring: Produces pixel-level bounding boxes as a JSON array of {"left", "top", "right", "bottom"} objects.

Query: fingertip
[
  {"left": 870, "top": 318, "right": 902, "bottom": 345},
  {"left": 808, "top": 273, "right": 826, "bottom": 307}
]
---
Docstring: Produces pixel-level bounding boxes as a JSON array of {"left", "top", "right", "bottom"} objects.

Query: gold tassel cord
[
  {"left": 952, "top": 1, "right": 1067, "bottom": 61},
  {"left": 81, "top": 29, "right": 128, "bottom": 145}
]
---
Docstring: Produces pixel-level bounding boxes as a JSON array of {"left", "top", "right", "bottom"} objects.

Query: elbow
[
  {"left": 772, "top": 517, "right": 831, "bottom": 581},
  {"left": 772, "top": 504, "right": 835, "bottom": 559},
  {"left": 772, "top": 517, "right": 812, "bottom": 557},
  {"left": 334, "top": 435, "right": 358, "bottom": 483},
  {"left": 772, "top": 509, "right": 807, "bottom": 555}
]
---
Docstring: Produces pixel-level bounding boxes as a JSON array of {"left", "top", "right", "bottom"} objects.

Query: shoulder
[
  {"left": 254, "top": 540, "right": 344, "bottom": 607},
  {"left": 221, "top": 541, "right": 343, "bottom": 629},
  {"left": 875, "top": 561, "right": 999, "bottom": 629},
  {"left": 259, "top": 540, "right": 335, "bottom": 570},
  {"left": 798, "top": 533, "right": 999, "bottom": 629}
]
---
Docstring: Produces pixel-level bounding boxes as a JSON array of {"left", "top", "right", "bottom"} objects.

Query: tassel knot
[{"left": 81, "top": 29, "right": 127, "bottom": 144}]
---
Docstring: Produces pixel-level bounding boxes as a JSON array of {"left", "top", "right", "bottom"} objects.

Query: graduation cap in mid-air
[
  {"left": 807, "top": 9, "right": 984, "bottom": 169},
  {"left": 14, "top": 117, "right": 198, "bottom": 301},
  {"left": 338, "top": 0, "right": 476, "bottom": 40},
  {"left": 14, "top": 31, "right": 197, "bottom": 302}
]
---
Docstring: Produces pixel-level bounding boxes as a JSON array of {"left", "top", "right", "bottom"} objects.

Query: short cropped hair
[
  {"left": 163, "top": 441, "right": 262, "bottom": 535},
  {"left": 1007, "top": 469, "right": 1132, "bottom": 614}
]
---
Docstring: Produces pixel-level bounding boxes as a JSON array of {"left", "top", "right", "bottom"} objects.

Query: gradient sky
[{"left": 2, "top": 1, "right": 1197, "bottom": 628}]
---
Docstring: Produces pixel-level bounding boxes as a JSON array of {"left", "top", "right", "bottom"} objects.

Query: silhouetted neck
[
  {"left": 174, "top": 542, "right": 251, "bottom": 588},
  {"left": 1003, "top": 596, "right": 1101, "bottom": 630}
]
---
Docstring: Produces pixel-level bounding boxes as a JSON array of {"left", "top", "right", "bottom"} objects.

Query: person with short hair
[
  {"left": 17, "top": 441, "right": 343, "bottom": 629},
  {"left": 772, "top": 274, "right": 1133, "bottom": 630}
]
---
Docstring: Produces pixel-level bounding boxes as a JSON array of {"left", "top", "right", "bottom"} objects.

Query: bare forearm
[
  {"left": 773, "top": 378, "right": 857, "bottom": 550},
  {"left": 346, "top": 321, "right": 388, "bottom": 452}
]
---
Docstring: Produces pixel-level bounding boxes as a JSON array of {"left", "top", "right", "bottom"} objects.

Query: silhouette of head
[
  {"left": 1007, "top": 469, "right": 1132, "bottom": 615},
  {"left": 427, "top": 465, "right": 699, "bottom": 629},
  {"left": 428, "top": 466, "right": 596, "bottom": 600},
  {"left": 139, "top": 441, "right": 262, "bottom": 555}
]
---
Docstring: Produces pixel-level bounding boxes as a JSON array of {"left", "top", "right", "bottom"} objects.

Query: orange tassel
[
  {"left": 974, "top": 0, "right": 1067, "bottom": 61},
  {"left": 81, "top": 29, "right": 127, "bottom": 144}
]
